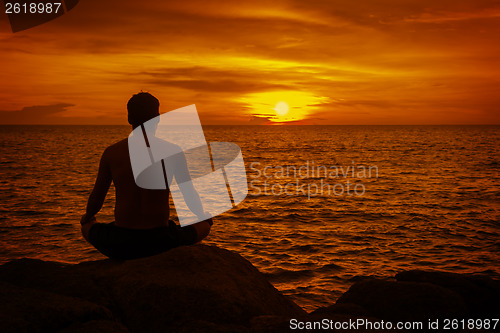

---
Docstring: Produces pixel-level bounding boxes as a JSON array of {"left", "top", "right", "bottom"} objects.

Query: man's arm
[{"left": 81, "top": 149, "right": 112, "bottom": 225}]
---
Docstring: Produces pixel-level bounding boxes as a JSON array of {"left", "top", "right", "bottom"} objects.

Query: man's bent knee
[{"left": 193, "top": 220, "right": 212, "bottom": 243}]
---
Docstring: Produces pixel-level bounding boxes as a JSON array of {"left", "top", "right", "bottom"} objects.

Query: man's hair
[{"left": 127, "top": 92, "right": 160, "bottom": 128}]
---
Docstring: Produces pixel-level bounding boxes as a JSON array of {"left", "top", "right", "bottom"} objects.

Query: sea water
[{"left": 0, "top": 125, "right": 499, "bottom": 311}]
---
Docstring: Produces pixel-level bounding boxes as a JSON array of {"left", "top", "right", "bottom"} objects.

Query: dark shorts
[{"left": 88, "top": 220, "right": 198, "bottom": 260}]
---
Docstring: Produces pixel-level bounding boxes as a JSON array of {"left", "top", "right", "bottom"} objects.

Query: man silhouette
[{"left": 80, "top": 92, "right": 212, "bottom": 260}]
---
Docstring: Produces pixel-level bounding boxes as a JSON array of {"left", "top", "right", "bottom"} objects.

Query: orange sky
[{"left": 0, "top": 0, "right": 499, "bottom": 125}]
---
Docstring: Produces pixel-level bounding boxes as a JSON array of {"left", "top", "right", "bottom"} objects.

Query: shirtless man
[{"left": 80, "top": 92, "right": 212, "bottom": 259}]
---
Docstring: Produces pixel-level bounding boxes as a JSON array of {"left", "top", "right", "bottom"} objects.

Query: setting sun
[
  {"left": 239, "top": 90, "right": 330, "bottom": 124},
  {"left": 274, "top": 101, "right": 289, "bottom": 117}
]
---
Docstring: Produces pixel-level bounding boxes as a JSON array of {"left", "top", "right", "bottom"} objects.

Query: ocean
[{"left": 0, "top": 125, "right": 499, "bottom": 312}]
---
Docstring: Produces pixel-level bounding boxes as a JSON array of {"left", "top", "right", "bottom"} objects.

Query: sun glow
[
  {"left": 240, "top": 90, "right": 330, "bottom": 123},
  {"left": 274, "top": 101, "right": 289, "bottom": 116}
]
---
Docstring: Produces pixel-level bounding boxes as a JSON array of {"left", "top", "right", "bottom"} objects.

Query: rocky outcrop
[
  {"left": 327, "top": 270, "right": 500, "bottom": 332},
  {"left": 0, "top": 245, "right": 305, "bottom": 333},
  {"left": 396, "top": 270, "right": 500, "bottom": 318},
  {"left": 0, "top": 280, "right": 115, "bottom": 333},
  {"left": 336, "top": 278, "right": 467, "bottom": 322},
  {"left": 1, "top": 246, "right": 499, "bottom": 333}
]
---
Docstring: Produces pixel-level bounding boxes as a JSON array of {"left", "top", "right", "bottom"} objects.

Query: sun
[
  {"left": 274, "top": 101, "right": 289, "bottom": 116},
  {"left": 239, "top": 90, "right": 330, "bottom": 123}
]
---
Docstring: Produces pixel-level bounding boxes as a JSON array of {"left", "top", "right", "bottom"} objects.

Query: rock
[
  {"left": 97, "top": 245, "right": 305, "bottom": 332},
  {"left": 310, "top": 303, "right": 371, "bottom": 317},
  {"left": 0, "top": 280, "right": 112, "bottom": 333},
  {"left": 249, "top": 313, "right": 406, "bottom": 333},
  {"left": 336, "top": 278, "right": 467, "bottom": 323},
  {"left": 2, "top": 247, "right": 498, "bottom": 333},
  {"left": 0, "top": 244, "right": 305, "bottom": 333},
  {"left": 308, "top": 304, "right": 406, "bottom": 333},
  {"left": 57, "top": 320, "right": 130, "bottom": 333},
  {"left": 0, "top": 258, "right": 110, "bottom": 307},
  {"left": 396, "top": 270, "right": 500, "bottom": 318},
  {"left": 250, "top": 315, "right": 292, "bottom": 333}
]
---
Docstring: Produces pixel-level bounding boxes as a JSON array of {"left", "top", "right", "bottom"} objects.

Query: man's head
[{"left": 127, "top": 92, "right": 160, "bottom": 128}]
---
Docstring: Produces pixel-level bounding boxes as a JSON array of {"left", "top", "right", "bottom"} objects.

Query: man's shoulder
[
  {"left": 108, "top": 138, "right": 128, "bottom": 149},
  {"left": 102, "top": 139, "right": 128, "bottom": 158}
]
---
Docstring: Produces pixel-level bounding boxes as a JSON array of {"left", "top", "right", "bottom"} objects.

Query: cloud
[
  {"left": 0, "top": 103, "right": 122, "bottom": 124},
  {"left": 331, "top": 99, "right": 397, "bottom": 108},
  {"left": 248, "top": 116, "right": 272, "bottom": 125},
  {"left": 140, "top": 67, "right": 291, "bottom": 93},
  {"left": 286, "top": 0, "right": 500, "bottom": 26},
  {"left": 0, "top": 103, "right": 75, "bottom": 124}
]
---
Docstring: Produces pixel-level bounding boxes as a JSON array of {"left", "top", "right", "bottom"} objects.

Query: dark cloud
[
  {"left": 286, "top": 0, "right": 500, "bottom": 26},
  {"left": 138, "top": 67, "right": 292, "bottom": 93},
  {"left": 248, "top": 116, "right": 272, "bottom": 125},
  {"left": 0, "top": 103, "right": 74, "bottom": 124},
  {"left": 331, "top": 99, "right": 396, "bottom": 108},
  {"left": 0, "top": 103, "right": 120, "bottom": 124}
]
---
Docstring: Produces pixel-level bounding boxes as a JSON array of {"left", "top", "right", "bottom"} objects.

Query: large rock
[
  {"left": 0, "top": 244, "right": 305, "bottom": 333},
  {"left": 94, "top": 245, "right": 305, "bottom": 332},
  {"left": 336, "top": 278, "right": 467, "bottom": 323},
  {"left": 0, "top": 281, "right": 113, "bottom": 333},
  {"left": 0, "top": 258, "right": 110, "bottom": 307},
  {"left": 396, "top": 270, "right": 500, "bottom": 318},
  {"left": 3, "top": 248, "right": 498, "bottom": 333}
]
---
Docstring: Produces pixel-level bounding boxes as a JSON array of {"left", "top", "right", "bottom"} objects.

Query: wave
[{"left": 265, "top": 268, "right": 315, "bottom": 283}]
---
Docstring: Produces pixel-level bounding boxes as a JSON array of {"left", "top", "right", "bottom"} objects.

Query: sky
[{"left": 0, "top": 0, "right": 499, "bottom": 125}]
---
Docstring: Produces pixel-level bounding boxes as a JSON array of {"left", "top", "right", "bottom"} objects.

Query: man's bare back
[
  {"left": 100, "top": 138, "right": 172, "bottom": 229},
  {"left": 82, "top": 137, "right": 211, "bottom": 234}
]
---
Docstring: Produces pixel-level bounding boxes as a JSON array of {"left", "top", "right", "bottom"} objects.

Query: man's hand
[
  {"left": 80, "top": 214, "right": 96, "bottom": 225},
  {"left": 80, "top": 214, "right": 96, "bottom": 242}
]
